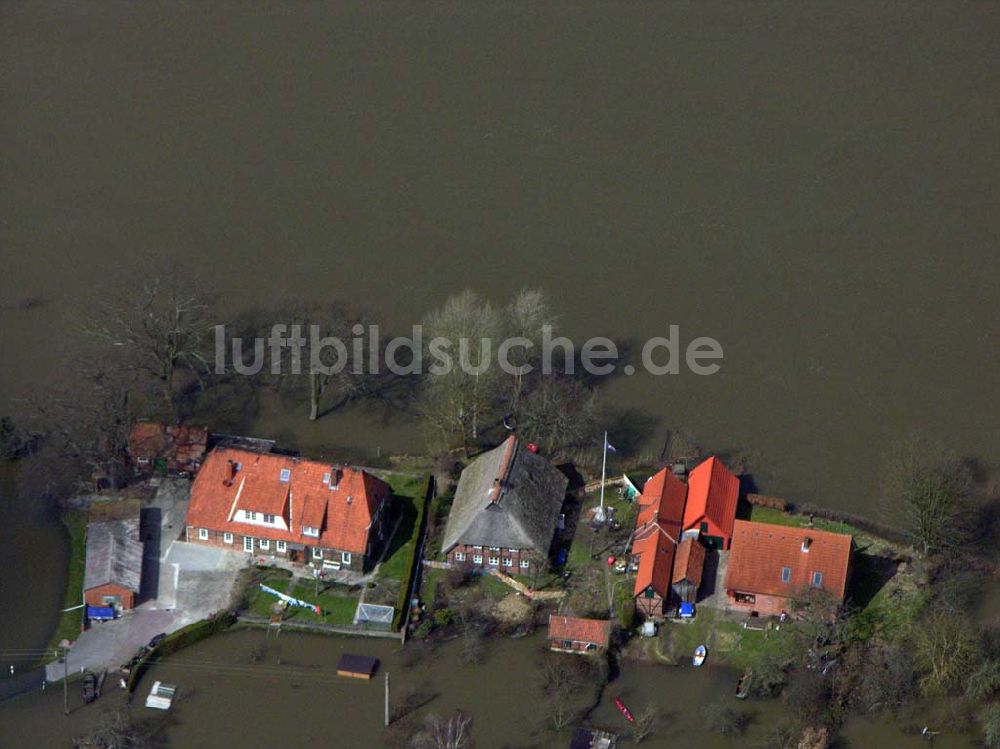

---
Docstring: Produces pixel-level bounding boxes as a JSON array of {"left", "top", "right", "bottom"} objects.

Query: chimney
[
  {"left": 801, "top": 537, "right": 812, "bottom": 552},
  {"left": 224, "top": 459, "right": 237, "bottom": 487}
]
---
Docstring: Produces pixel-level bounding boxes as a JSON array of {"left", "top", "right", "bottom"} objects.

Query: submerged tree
[
  {"left": 882, "top": 437, "right": 973, "bottom": 556},
  {"left": 412, "top": 712, "right": 473, "bottom": 749},
  {"left": 83, "top": 270, "right": 216, "bottom": 416},
  {"left": 913, "top": 612, "right": 980, "bottom": 695}
]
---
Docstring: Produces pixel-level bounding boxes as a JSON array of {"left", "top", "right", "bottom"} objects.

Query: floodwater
[
  {"left": 0, "top": 465, "right": 68, "bottom": 654},
  {"left": 0, "top": 0, "right": 998, "bottom": 738},
  {"left": 0, "top": 628, "right": 979, "bottom": 748}
]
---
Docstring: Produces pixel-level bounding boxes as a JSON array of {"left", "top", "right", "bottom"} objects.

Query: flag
[{"left": 605, "top": 436, "right": 617, "bottom": 453}]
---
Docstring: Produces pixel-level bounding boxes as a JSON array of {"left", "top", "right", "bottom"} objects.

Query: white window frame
[
  {"left": 279, "top": 468, "right": 291, "bottom": 482},
  {"left": 259, "top": 538, "right": 270, "bottom": 550},
  {"left": 489, "top": 546, "right": 501, "bottom": 552},
  {"left": 473, "top": 545, "right": 483, "bottom": 550},
  {"left": 341, "top": 551, "right": 351, "bottom": 565},
  {"left": 455, "top": 551, "right": 466, "bottom": 562},
  {"left": 488, "top": 556, "right": 499, "bottom": 566},
  {"left": 246, "top": 511, "right": 257, "bottom": 521},
  {"left": 198, "top": 528, "right": 208, "bottom": 540},
  {"left": 312, "top": 547, "right": 323, "bottom": 560},
  {"left": 502, "top": 557, "right": 513, "bottom": 567},
  {"left": 264, "top": 514, "right": 275, "bottom": 524},
  {"left": 244, "top": 536, "right": 254, "bottom": 553},
  {"left": 303, "top": 526, "right": 319, "bottom": 538},
  {"left": 520, "top": 559, "right": 530, "bottom": 569},
  {"left": 473, "top": 554, "right": 483, "bottom": 564},
  {"left": 223, "top": 532, "right": 234, "bottom": 544},
  {"left": 508, "top": 547, "right": 519, "bottom": 553},
  {"left": 276, "top": 540, "right": 286, "bottom": 552}
]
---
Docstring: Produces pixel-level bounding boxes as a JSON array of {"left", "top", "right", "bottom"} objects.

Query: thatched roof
[
  {"left": 84, "top": 518, "right": 144, "bottom": 593},
  {"left": 442, "top": 436, "right": 568, "bottom": 554}
]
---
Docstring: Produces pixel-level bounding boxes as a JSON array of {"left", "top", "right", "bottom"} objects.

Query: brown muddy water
[
  {"left": 0, "top": 0, "right": 998, "bottom": 739},
  {"left": 0, "top": 628, "right": 978, "bottom": 748}
]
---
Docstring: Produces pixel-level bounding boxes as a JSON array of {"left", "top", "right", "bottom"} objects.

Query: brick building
[
  {"left": 442, "top": 436, "right": 568, "bottom": 574},
  {"left": 184, "top": 448, "right": 392, "bottom": 572}
]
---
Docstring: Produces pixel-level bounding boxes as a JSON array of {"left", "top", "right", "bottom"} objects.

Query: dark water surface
[
  {"left": 0, "top": 2, "right": 997, "bottom": 736},
  {"left": 0, "top": 629, "right": 978, "bottom": 748}
]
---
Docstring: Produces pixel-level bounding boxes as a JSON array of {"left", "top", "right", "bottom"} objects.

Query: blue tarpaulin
[{"left": 86, "top": 605, "right": 115, "bottom": 621}]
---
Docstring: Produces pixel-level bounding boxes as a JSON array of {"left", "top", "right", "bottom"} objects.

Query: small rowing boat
[
  {"left": 692, "top": 645, "right": 707, "bottom": 667},
  {"left": 614, "top": 696, "right": 636, "bottom": 723}
]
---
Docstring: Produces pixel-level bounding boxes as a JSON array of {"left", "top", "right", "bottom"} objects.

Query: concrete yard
[{"left": 46, "top": 480, "right": 248, "bottom": 681}]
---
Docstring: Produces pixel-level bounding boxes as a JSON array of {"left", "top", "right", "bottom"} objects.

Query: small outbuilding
[
  {"left": 548, "top": 615, "right": 612, "bottom": 654},
  {"left": 84, "top": 518, "right": 144, "bottom": 611},
  {"left": 671, "top": 537, "right": 707, "bottom": 604},
  {"left": 336, "top": 653, "right": 379, "bottom": 680}
]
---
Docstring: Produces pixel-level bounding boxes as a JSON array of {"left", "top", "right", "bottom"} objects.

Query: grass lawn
[
  {"left": 375, "top": 473, "right": 429, "bottom": 583},
  {"left": 659, "top": 608, "right": 797, "bottom": 670},
  {"left": 748, "top": 505, "right": 861, "bottom": 538},
  {"left": 46, "top": 510, "right": 88, "bottom": 651},
  {"left": 246, "top": 571, "right": 360, "bottom": 627}
]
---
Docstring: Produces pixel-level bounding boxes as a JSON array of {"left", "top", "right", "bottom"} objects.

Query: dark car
[{"left": 147, "top": 633, "right": 167, "bottom": 650}]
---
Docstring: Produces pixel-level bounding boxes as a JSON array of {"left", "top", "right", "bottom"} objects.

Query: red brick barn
[
  {"left": 84, "top": 518, "right": 144, "bottom": 611},
  {"left": 548, "top": 615, "right": 612, "bottom": 654},
  {"left": 630, "top": 468, "right": 686, "bottom": 619},
  {"left": 682, "top": 457, "right": 740, "bottom": 550},
  {"left": 724, "top": 520, "right": 854, "bottom": 617}
]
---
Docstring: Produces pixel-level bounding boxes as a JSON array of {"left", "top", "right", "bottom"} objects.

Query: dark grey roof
[
  {"left": 84, "top": 518, "right": 143, "bottom": 593},
  {"left": 442, "top": 437, "right": 568, "bottom": 554}
]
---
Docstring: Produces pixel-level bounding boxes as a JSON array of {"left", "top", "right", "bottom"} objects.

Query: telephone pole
[
  {"left": 62, "top": 647, "right": 68, "bottom": 716},
  {"left": 384, "top": 672, "right": 390, "bottom": 727}
]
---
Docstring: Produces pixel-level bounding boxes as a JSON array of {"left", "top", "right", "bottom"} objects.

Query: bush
[
  {"left": 446, "top": 564, "right": 473, "bottom": 589},
  {"left": 982, "top": 704, "right": 1000, "bottom": 749},
  {"left": 968, "top": 660, "right": 1000, "bottom": 701},
  {"left": 617, "top": 597, "right": 636, "bottom": 630},
  {"left": 433, "top": 608, "right": 457, "bottom": 628},
  {"left": 703, "top": 702, "right": 750, "bottom": 736}
]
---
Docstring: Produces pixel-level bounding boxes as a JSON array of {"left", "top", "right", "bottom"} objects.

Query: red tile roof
[
  {"left": 129, "top": 422, "right": 208, "bottom": 470},
  {"left": 672, "top": 537, "right": 706, "bottom": 586},
  {"left": 724, "top": 520, "right": 853, "bottom": 601},
  {"left": 632, "top": 468, "right": 687, "bottom": 597},
  {"left": 683, "top": 457, "right": 739, "bottom": 539},
  {"left": 186, "top": 448, "right": 391, "bottom": 554},
  {"left": 548, "top": 615, "right": 612, "bottom": 647}
]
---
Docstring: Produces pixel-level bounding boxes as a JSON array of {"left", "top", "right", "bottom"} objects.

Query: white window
[
  {"left": 341, "top": 552, "right": 352, "bottom": 565},
  {"left": 508, "top": 548, "right": 519, "bottom": 553},
  {"left": 312, "top": 547, "right": 323, "bottom": 560},
  {"left": 244, "top": 536, "right": 254, "bottom": 552},
  {"left": 520, "top": 559, "right": 530, "bottom": 569},
  {"left": 279, "top": 468, "right": 291, "bottom": 483},
  {"left": 264, "top": 514, "right": 275, "bottom": 524},
  {"left": 473, "top": 545, "right": 483, "bottom": 550},
  {"left": 488, "top": 556, "right": 499, "bottom": 566},
  {"left": 260, "top": 538, "right": 270, "bottom": 550},
  {"left": 502, "top": 558, "right": 513, "bottom": 567},
  {"left": 322, "top": 472, "right": 331, "bottom": 484},
  {"left": 455, "top": 552, "right": 466, "bottom": 562},
  {"left": 223, "top": 532, "right": 233, "bottom": 544},
  {"left": 198, "top": 528, "right": 208, "bottom": 540},
  {"left": 473, "top": 554, "right": 483, "bottom": 564},
  {"left": 276, "top": 540, "right": 286, "bottom": 552},
  {"left": 303, "top": 526, "right": 319, "bottom": 538},
  {"left": 489, "top": 546, "right": 501, "bottom": 552},
  {"left": 246, "top": 511, "right": 257, "bottom": 521}
]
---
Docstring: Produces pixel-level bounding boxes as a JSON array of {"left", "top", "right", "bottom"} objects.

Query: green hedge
[
  {"left": 126, "top": 611, "right": 236, "bottom": 692},
  {"left": 394, "top": 476, "right": 434, "bottom": 631}
]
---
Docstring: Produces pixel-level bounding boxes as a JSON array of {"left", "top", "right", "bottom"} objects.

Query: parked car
[{"left": 146, "top": 633, "right": 167, "bottom": 650}]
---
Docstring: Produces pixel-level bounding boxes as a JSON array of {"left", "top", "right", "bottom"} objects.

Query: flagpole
[{"left": 598, "top": 431, "right": 608, "bottom": 522}]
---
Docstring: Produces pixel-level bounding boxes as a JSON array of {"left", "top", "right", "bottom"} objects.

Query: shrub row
[
  {"left": 394, "top": 476, "right": 434, "bottom": 632},
  {"left": 126, "top": 610, "right": 236, "bottom": 692},
  {"left": 795, "top": 503, "right": 911, "bottom": 547},
  {"left": 746, "top": 493, "right": 788, "bottom": 511}
]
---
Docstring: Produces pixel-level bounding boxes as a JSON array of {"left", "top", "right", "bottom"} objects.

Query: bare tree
[
  {"left": 421, "top": 290, "right": 503, "bottom": 454},
  {"left": 74, "top": 707, "right": 150, "bottom": 749},
  {"left": 631, "top": 704, "right": 658, "bottom": 743},
  {"left": 913, "top": 612, "right": 980, "bottom": 695},
  {"left": 83, "top": 272, "right": 215, "bottom": 416},
  {"left": 882, "top": 437, "right": 972, "bottom": 556},
  {"left": 412, "top": 712, "right": 473, "bottom": 749},
  {"left": 517, "top": 376, "right": 599, "bottom": 456},
  {"left": 502, "top": 288, "right": 556, "bottom": 409}
]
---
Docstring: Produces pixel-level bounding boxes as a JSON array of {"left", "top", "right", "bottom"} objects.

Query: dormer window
[
  {"left": 279, "top": 468, "right": 291, "bottom": 483},
  {"left": 801, "top": 537, "right": 812, "bottom": 553},
  {"left": 323, "top": 472, "right": 331, "bottom": 484},
  {"left": 303, "top": 526, "right": 320, "bottom": 537}
]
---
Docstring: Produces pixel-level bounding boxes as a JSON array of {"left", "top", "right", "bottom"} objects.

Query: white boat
[
  {"left": 145, "top": 680, "right": 177, "bottom": 710},
  {"left": 692, "top": 645, "right": 707, "bottom": 667}
]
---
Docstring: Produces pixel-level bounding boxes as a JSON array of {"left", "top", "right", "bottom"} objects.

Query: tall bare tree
[
  {"left": 502, "top": 287, "right": 556, "bottom": 409},
  {"left": 83, "top": 272, "right": 215, "bottom": 416},
  {"left": 421, "top": 290, "right": 503, "bottom": 454},
  {"left": 412, "top": 712, "right": 473, "bottom": 749}
]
